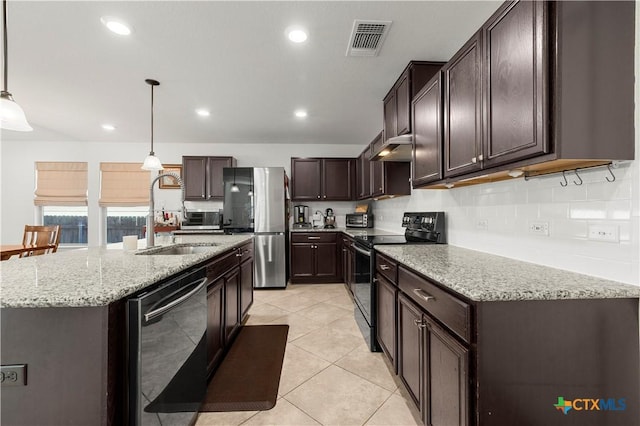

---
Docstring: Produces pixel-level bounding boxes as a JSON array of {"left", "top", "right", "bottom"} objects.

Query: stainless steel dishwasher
[{"left": 127, "top": 266, "right": 208, "bottom": 426}]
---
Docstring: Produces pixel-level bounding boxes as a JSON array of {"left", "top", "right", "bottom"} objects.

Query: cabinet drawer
[
  {"left": 207, "top": 249, "right": 238, "bottom": 281},
  {"left": 398, "top": 266, "right": 471, "bottom": 343},
  {"left": 376, "top": 253, "right": 398, "bottom": 284},
  {"left": 291, "top": 232, "right": 336, "bottom": 243},
  {"left": 238, "top": 242, "right": 253, "bottom": 262}
]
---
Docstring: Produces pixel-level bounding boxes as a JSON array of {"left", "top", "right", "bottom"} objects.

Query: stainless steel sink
[{"left": 136, "top": 244, "right": 218, "bottom": 256}]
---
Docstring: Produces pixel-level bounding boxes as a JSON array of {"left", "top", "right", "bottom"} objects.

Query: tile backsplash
[{"left": 372, "top": 162, "right": 639, "bottom": 285}]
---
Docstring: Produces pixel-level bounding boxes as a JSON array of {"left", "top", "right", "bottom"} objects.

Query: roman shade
[
  {"left": 99, "top": 162, "right": 150, "bottom": 206},
  {"left": 34, "top": 162, "right": 88, "bottom": 206}
]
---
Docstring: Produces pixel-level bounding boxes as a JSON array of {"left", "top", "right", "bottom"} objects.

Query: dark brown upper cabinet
[
  {"left": 421, "top": 0, "right": 635, "bottom": 189},
  {"left": 482, "top": 0, "right": 548, "bottom": 168},
  {"left": 362, "top": 132, "right": 411, "bottom": 200},
  {"left": 383, "top": 61, "right": 446, "bottom": 144},
  {"left": 291, "top": 158, "right": 356, "bottom": 201},
  {"left": 443, "top": 32, "right": 483, "bottom": 179},
  {"left": 357, "top": 147, "right": 371, "bottom": 200},
  {"left": 183, "top": 156, "right": 236, "bottom": 201},
  {"left": 412, "top": 72, "right": 443, "bottom": 187}
]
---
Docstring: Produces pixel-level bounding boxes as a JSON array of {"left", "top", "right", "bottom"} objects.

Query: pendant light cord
[
  {"left": 150, "top": 83, "right": 154, "bottom": 155},
  {"left": 3, "top": 0, "right": 9, "bottom": 92}
]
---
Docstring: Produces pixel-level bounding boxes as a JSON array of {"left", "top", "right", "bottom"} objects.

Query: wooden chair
[{"left": 20, "top": 225, "right": 61, "bottom": 257}]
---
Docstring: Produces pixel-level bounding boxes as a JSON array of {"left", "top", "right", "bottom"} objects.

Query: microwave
[{"left": 346, "top": 213, "right": 373, "bottom": 228}]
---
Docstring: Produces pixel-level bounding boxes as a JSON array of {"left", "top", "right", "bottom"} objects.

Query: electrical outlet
[
  {"left": 529, "top": 221, "right": 549, "bottom": 236},
  {"left": 476, "top": 219, "right": 488, "bottom": 230},
  {"left": 588, "top": 225, "right": 619, "bottom": 243},
  {"left": 0, "top": 365, "right": 26, "bottom": 387}
]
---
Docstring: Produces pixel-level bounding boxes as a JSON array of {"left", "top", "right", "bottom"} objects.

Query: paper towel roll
[{"left": 123, "top": 235, "right": 138, "bottom": 251}]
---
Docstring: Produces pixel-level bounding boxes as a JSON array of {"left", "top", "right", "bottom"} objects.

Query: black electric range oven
[{"left": 351, "top": 212, "right": 446, "bottom": 352}]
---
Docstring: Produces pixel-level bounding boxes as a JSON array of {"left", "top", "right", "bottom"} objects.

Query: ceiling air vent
[{"left": 346, "top": 20, "right": 392, "bottom": 57}]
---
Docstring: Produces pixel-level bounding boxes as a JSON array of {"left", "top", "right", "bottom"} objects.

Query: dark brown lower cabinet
[
  {"left": 376, "top": 273, "right": 397, "bottom": 370},
  {"left": 224, "top": 268, "right": 240, "bottom": 343},
  {"left": 397, "top": 293, "right": 469, "bottom": 426},
  {"left": 240, "top": 257, "right": 253, "bottom": 318},
  {"left": 206, "top": 279, "right": 225, "bottom": 375},
  {"left": 290, "top": 232, "right": 339, "bottom": 283}
]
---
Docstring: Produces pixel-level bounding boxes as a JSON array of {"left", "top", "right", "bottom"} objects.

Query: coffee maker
[{"left": 293, "top": 205, "right": 311, "bottom": 228}]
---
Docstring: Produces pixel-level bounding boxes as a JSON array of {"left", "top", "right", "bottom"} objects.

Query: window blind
[
  {"left": 99, "top": 163, "right": 151, "bottom": 206},
  {"left": 34, "top": 162, "right": 88, "bottom": 206}
]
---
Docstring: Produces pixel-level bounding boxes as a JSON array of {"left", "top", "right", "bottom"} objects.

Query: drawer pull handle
[
  {"left": 413, "top": 288, "right": 435, "bottom": 302},
  {"left": 380, "top": 264, "right": 390, "bottom": 271},
  {"left": 308, "top": 237, "right": 321, "bottom": 240},
  {"left": 413, "top": 319, "right": 427, "bottom": 329}
]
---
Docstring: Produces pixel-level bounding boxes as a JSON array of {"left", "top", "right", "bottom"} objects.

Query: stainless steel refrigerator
[{"left": 223, "top": 167, "right": 288, "bottom": 288}]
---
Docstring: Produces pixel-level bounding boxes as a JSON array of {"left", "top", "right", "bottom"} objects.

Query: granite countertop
[
  {"left": 0, "top": 235, "right": 253, "bottom": 309},
  {"left": 375, "top": 245, "right": 640, "bottom": 302},
  {"left": 290, "top": 227, "right": 400, "bottom": 237}
]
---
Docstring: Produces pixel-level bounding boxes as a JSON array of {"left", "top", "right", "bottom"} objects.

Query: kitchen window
[
  {"left": 105, "top": 207, "right": 147, "bottom": 243},
  {"left": 35, "top": 162, "right": 89, "bottom": 247}
]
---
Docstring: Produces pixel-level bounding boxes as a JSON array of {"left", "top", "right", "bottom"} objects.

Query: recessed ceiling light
[
  {"left": 101, "top": 124, "right": 116, "bottom": 131},
  {"left": 100, "top": 16, "right": 132, "bottom": 36},
  {"left": 195, "top": 109, "right": 210, "bottom": 117},
  {"left": 286, "top": 27, "right": 308, "bottom": 43},
  {"left": 294, "top": 109, "right": 308, "bottom": 118}
]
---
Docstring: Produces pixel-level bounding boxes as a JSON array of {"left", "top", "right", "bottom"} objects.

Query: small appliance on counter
[
  {"left": 181, "top": 210, "right": 222, "bottom": 230},
  {"left": 346, "top": 204, "right": 373, "bottom": 228},
  {"left": 312, "top": 210, "right": 324, "bottom": 228},
  {"left": 292, "top": 205, "right": 311, "bottom": 229},
  {"left": 324, "top": 208, "right": 336, "bottom": 229}
]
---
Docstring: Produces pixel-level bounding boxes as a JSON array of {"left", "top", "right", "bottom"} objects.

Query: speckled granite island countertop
[
  {"left": 375, "top": 244, "right": 640, "bottom": 302},
  {"left": 0, "top": 235, "right": 252, "bottom": 308},
  {"left": 290, "top": 227, "right": 399, "bottom": 237}
]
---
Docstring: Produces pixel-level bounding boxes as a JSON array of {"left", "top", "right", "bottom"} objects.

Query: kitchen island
[
  {"left": 374, "top": 244, "right": 640, "bottom": 426},
  {"left": 0, "top": 235, "right": 252, "bottom": 426}
]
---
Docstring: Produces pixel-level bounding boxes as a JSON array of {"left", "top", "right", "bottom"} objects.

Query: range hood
[{"left": 370, "top": 134, "right": 412, "bottom": 161}]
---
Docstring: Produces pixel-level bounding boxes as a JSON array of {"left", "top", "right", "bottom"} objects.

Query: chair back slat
[{"left": 20, "top": 225, "right": 61, "bottom": 257}]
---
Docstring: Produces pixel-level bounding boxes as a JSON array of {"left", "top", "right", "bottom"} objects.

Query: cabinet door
[
  {"left": 240, "top": 258, "right": 253, "bottom": 320},
  {"left": 224, "top": 268, "right": 240, "bottom": 344},
  {"left": 483, "top": 0, "right": 547, "bottom": 168},
  {"left": 207, "top": 157, "right": 234, "bottom": 200},
  {"left": 183, "top": 156, "right": 208, "bottom": 200},
  {"left": 444, "top": 32, "right": 483, "bottom": 178},
  {"left": 323, "top": 159, "right": 355, "bottom": 201},
  {"left": 315, "top": 243, "right": 338, "bottom": 280},
  {"left": 396, "top": 73, "right": 411, "bottom": 136},
  {"left": 412, "top": 74, "right": 443, "bottom": 187},
  {"left": 397, "top": 294, "right": 424, "bottom": 413},
  {"left": 371, "top": 161, "right": 384, "bottom": 198},
  {"left": 424, "top": 317, "right": 469, "bottom": 426},
  {"left": 291, "top": 158, "right": 322, "bottom": 200},
  {"left": 290, "top": 243, "right": 315, "bottom": 278},
  {"left": 376, "top": 274, "right": 397, "bottom": 369},
  {"left": 383, "top": 91, "right": 397, "bottom": 141},
  {"left": 357, "top": 150, "right": 371, "bottom": 200},
  {"left": 206, "top": 279, "right": 225, "bottom": 376}
]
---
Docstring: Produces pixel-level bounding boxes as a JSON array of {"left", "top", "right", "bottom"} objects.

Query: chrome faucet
[{"left": 147, "top": 172, "right": 185, "bottom": 248}]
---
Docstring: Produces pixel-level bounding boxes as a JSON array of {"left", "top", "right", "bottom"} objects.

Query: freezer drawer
[{"left": 254, "top": 233, "right": 286, "bottom": 288}]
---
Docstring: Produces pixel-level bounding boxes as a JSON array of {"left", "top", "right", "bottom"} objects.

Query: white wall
[{"left": 0, "top": 141, "right": 362, "bottom": 246}]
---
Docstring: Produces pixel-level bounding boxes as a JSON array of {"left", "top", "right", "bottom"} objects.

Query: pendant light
[
  {"left": 230, "top": 168, "right": 240, "bottom": 192},
  {"left": 0, "top": 0, "right": 32, "bottom": 131},
  {"left": 247, "top": 171, "right": 253, "bottom": 197},
  {"left": 141, "top": 78, "right": 163, "bottom": 171}
]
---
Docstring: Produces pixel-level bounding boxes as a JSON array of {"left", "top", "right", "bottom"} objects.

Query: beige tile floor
[{"left": 196, "top": 283, "right": 422, "bottom": 426}]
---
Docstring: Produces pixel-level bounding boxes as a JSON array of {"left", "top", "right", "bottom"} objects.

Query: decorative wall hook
[
  {"left": 572, "top": 169, "right": 583, "bottom": 186},
  {"left": 560, "top": 170, "right": 568, "bottom": 187},
  {"left": 605, "top": 164, "right": 616, "bottom": 182}
]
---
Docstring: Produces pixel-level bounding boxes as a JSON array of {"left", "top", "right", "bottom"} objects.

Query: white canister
[{"left": 123, "top": 235, "right": 138, "bottom": 251}]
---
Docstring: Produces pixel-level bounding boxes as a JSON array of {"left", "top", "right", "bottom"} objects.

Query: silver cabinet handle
[
  {"left": 478, "top": 154, "right": 484, "bottom": 161},
  {"left": 380, "top": 264, "right": 390, "bottom": 271},
  {"left": 317, "top": 196, "right": 320, "bottom": 199},
  {"left": 308, "top": 236, "right": 321, "bottom": 240},
  {"left": 471, "top": 157, "right": 477, "bottom": 164},
  {"left": 413, "top": 288, "right": 435, "bottom": 302},
  {"left": 236, "top": 253, "right": 242, "bottom": 257},
  {"left": 145, "top": 277, "right": 207, "bottom": 322}
]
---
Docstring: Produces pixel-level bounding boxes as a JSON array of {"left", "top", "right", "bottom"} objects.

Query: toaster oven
[{"left": 346, "top": 213, "right": 373, "bottom": 228}]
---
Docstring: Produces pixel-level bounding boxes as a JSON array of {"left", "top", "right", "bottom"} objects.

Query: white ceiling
[{"left": 2, "top": 0, "right": 501, "bottom": 146}]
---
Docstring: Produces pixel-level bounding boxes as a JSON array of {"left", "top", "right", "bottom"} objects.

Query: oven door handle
[
  {"left": 144, "top": 277, "right": 208, "bottom": 322},
  {"left": 351, "top": 243, "right": 372, "bottom": 257}
]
